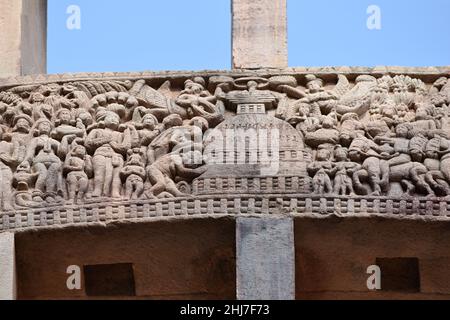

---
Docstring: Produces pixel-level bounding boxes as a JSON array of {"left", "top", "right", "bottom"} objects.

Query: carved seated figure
[
  {"left": 120, "top": 148, "right": 146, "bottom": 200},
  {"left": 285, "top": 75, "right": 338, "bottom": 125},
  {"left": 374, "top": 123, "right": 412, "bottom": 170},
  {"left": 349, "top": 133, "right": 393, "bottom": 196}
]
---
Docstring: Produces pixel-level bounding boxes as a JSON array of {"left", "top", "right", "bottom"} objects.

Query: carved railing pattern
[{"left": 1, "top": 194, "right": 449, "bottom": 232}]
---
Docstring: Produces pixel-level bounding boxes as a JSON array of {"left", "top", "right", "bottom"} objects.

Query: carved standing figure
[
  {"left": 0, "top": 131, "right": 18, "bottom": 210},
  {"left": 22, "top": 119, "right": 66, "bottom": 202},
  {"left": 121, "top": 148, "right": 146, "bottom": 200},
  {"left": 86, "top": 111, "right": 131, "bottom": 198},
  {"left": 307, "top": 146, "right": 334, "bottom": 195},
  {"left": 64, "top": 144, "right": 92, "bottom": 203},
  {"left": 332, "top": 146, "right": 360, "bottom": 196}
]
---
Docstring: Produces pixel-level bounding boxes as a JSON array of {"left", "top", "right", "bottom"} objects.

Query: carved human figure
[
  {"left": 135, "top": 113, "right": 160, "bottom": 147},
  {"left": 61, "top": 84, "right": 93, "bottom": 111},
  {"left": 171, "top": 117, "right": 209, "bottom": 157},
  {"left": 120, "top": 148, "right": 146, "bottom": 200},
  {"left": 22, "top": 119, "right": 66, "bottom": 202},
  {"left": 305, "top": 116, "right": 340, "bottom": 148},
  {"left": 374, "top": 123, "right": 412, "bottom": 176},
  {"left": 423, "top": 158, "right": 449, "bottom": 195},
  {"left": 307, "top": 146, "right": 333, "bottom": 195},
  {"left": 12, "top": 162, "right": 38, "bottom": 208},
  {"left": 176, "top": 78, "right": 223, "bottom": 126},
  {"left": 53, "top": 108, "right": 86, "bottom": 141},
  {"left": 86, "top": 111, "right": 131, "bottom": 198},
  {"left": 146, "top": 151, "right": 206, "bottom": 198},
  {"left": 285, "top": 75, "right": 338, "bottom": 125},
  {"left": 0, "top": 132, "right": 18, "bottom": 210},
  {"left": 349, "top": 133, "right": 393, "bottom": 195},
  {"left": 332, "top": 146, "right": 360, "bottom": 196},
  {"left": 339, "top": 113, "right": 365, "bottom": 147},
  {"left": 39, "top": 83, "right": 75, "bottom": 111},
  {"left": 10, "top": 114, "right": 33, "bottom": 163},
  {"left": 422, "top": 134, "right": 450, "bottom": 195},
  {"left": 64, "top": 144, "right": 92, "bottom": 203},
  {"left": 148, "top": 114, "right": 184, "bottom": 162},
  {"left": 30, "top": 92, "right": 54, "bottom": 121}
]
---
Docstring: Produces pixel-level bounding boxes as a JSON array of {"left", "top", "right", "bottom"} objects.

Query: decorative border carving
[{"left": 1, "top": 194, "right": 449, "bottom": 233}]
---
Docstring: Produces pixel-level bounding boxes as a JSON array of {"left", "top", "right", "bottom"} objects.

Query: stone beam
[
  {"left": 232, "top": 0, "right": 288, "bottom": 69},
  {"left": 0, "top": 232, "right": 16, "bottom": 300},
  {"left": 236, "top": 217, "right": 295, "bottom": 300},
  {"left": 0, "top": 0, "right": 47, "bottom": 78}
]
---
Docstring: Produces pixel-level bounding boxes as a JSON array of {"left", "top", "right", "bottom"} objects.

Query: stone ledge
[
  {"left": 2, "top": 194, "right": 450, "bottom": 233},
  {"left": 1, "top": 66, "right": 449, "bottom": 89}
]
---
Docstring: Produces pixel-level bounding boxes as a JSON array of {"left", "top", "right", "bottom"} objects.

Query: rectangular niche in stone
[
  {"left": 376, "top": 258, "right": 420, "bottom": 293},
  {"left": 84, "top": 263, "right": 136, "bottom": 297}
]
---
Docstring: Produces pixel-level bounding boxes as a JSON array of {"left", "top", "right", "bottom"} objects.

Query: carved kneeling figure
[{"left": 145, "top": 151, "right": 206, "bottom": 198}]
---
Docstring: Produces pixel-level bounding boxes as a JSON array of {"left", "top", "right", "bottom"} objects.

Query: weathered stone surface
[
  {"left": 0, "top": 232, "right": 16, "bottom": 300},
  {"left": 0, "top": 71, "right": 449, "bottom": 233},
  {"left": 236, "top": 217, "right": 295, "bottom": 300},
  {"left": 232, "top": 0, "right": 288, "bottom": 69},
  {"left": 0, "top": 0, "right": 47, "bottom": 78},
  {"left": 16, "top": 219, "right": 235, "bottom": 299},
  {"left": 295, "top": 218, "right": 450, "bottom": 299}
]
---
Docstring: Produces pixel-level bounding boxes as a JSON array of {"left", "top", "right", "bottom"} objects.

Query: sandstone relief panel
[{"left": 0, "top": 73, "right": 449, "bottom": 218}]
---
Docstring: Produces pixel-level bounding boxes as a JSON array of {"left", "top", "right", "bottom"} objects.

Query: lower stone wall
[
  {"left": 14, "top": 216, "right": 450, "bottom": 300},
  {"left": 295, "top": 218, "right": 450, "bottom": 299},
  {"left": 16, "top": 219, "right": 236, "bottom": 300}
]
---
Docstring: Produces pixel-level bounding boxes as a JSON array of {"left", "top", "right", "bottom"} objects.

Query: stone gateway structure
[{"left": 1, "top": 0, "right": 450, "bottom": 300}]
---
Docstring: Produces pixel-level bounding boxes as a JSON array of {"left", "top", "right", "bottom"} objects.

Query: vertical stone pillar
[
  {"left": 0, "top": 232, "right": 16, "bottom": 300},
  {"left": 232, "top": 0, "right": 288, "bottom": 69},
  {"left": 0, "top": 0, "right": 47, "bottom": 78},
  {"left": 236, "top": 217, "right": 295, "bottom": 300}
]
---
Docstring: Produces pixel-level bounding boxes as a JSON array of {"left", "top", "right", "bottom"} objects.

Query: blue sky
[{"left": 48, "top": 0, "right": 450, "bottom": 74}]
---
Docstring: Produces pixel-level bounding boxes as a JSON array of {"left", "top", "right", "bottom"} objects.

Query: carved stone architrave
[{"left": 1, "top": 67, "right": 450, "bottom": 232}]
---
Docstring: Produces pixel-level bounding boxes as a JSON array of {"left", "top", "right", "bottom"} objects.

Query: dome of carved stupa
[{"left": 193, "top": 104, "right": 311, "bottom": 195}]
